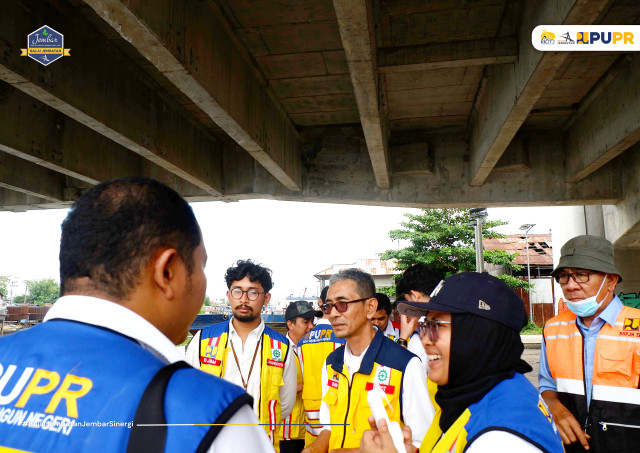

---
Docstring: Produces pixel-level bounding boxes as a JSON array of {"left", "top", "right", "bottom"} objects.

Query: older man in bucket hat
[{"left": 539, "top": 235, "right": 640, "bottom": 453}]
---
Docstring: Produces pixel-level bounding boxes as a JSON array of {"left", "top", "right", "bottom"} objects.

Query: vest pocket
[
  {"left": 592, "top": 401, "right": 640, "bottom": 451},
  {"left": 322, "top": 388, "right": 338, "bottom": 407},
  {"left": 596, "top": 346, "right": 633, "bottom": 381}
]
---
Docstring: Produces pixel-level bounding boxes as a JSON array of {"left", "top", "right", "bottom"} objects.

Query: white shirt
[
  {"left": 467, "top": 431, "right": 543, "bottom": 452},
  {"left": 380, "top": 322, "right": 429, "bottom": 375},
  {"left": 381, "top": 321, "right": 400, "bottom": 339},
  {"left": 45, "top": 296, "right": 274, "bottom": 453},
  {"left": 407, "top": 332, "right": 429, "bottom": 375},
  {"left": 186, "top": 318, "right": 297, "bottom": 419},
  {"left": 319, "top": 341, "right": 435, "bottom": 447}
]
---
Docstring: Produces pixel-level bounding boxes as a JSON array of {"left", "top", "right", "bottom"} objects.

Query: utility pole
[
  {"left": 519, "top": 224, "right": 536, "bottom": 322},
  {"left": 469, "top": 208, "right": 488, "bottom": 273}
]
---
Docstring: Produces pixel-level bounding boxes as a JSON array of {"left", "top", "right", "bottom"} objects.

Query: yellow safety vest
[
  {"left": 280, "top": 350, "right": 305, "bottom": 441},
  {"left": 198, "top": 322, "right": 289, "bottom": 449},
  {"left": 298, "top": 322, "right": 344, "bottom": 446},
  {"left": 323, "top": 331, "right": 411, "bottom": 450}
]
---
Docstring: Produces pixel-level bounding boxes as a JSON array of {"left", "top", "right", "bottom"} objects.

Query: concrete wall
[{"left": 615, "top": 249, "right": 640, "bottom": 295}]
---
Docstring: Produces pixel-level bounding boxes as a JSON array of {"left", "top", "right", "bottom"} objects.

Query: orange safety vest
[{"left": 544, "top": 305, "right": 640, "bottom": 452}]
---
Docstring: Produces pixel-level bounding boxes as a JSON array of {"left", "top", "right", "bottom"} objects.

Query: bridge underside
[{"left": 1, "top": 0, "right": 640, "bottom": 250}]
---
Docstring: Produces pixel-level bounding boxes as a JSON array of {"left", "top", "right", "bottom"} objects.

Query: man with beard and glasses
[
  {"left": 186, "top": 259, "right": 297, "bottom": 451},
  {"left": 363, "top": 273, "right": 563, "bottom": 453}
]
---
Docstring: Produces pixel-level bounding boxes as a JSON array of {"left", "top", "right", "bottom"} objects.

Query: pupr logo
[
  {"left": 623, "top": 318, "right": 640, "bottom": 331},
  {"left": 577, "top": 31, "right": 634, "bottom": 45}
]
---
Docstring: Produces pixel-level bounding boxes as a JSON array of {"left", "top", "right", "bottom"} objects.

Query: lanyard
[{"left": 230, "top": 336, "right": 262, "bottom": 391}]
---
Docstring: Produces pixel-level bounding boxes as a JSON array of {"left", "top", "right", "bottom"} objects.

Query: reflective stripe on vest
[
  {"left": 198, "top": 321, "right": 289, "bottom": 444},
  {"left": 544, "top": 306, "right": 640, "bottom": 451},
  {"left": 280, "top": 352, "right": 305, "bottom": 440},
  {"left": 544, "top": 307, "right": 640, "bottom": 390}
]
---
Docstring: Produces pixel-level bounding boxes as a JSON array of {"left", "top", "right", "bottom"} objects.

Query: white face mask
[{"left": 565, "top": 276, "right": 608, "bottom": 318}]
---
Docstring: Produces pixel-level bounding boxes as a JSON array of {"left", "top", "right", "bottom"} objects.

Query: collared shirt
[
  {"left": 286, "top": 332, "right": 298, "bottom": 354},
  {"left": 45, "top": 296, "right": 274, "bottom": 453},
  {"left": 319, "top": 342, "right": 434, "bottom": 447},
  {"left": 539, "top": 295, "right": 623, "bottom": 407},
  {"left": 186, "top": 319, "right": 297, "bottom": 419},
  {"left": 379, "top": 321, "right": 429, "bottom": 375},
  {"left": 382, "top": 321, "right": 429, "bottom": 374},
  {"left": 381, "top": 321, "right": 400, "bottom": 340}
]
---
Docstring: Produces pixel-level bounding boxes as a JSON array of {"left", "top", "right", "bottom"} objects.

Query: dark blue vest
[
  {"left": 464, "top": 373, "right": 563, "bottom": 452},
  {"left": 0, "top": 320, "right": 250, "bottom": 452}
]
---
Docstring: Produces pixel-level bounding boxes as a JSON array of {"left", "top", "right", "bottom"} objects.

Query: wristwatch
[{"left": 396, "top": 338, "right": 408, "bottom": 347}]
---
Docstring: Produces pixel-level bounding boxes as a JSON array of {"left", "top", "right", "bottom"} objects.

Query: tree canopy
[
  {"left": 12, "top": 278, "right": 60, "bottom": 305},
  {"left": 0, "top": 276, "right": 9, "bottom": 299},
  {"left": 379, "top": 208, "right": 529, "bottom": 291}
]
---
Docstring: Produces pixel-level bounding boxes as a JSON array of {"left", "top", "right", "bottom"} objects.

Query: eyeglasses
[
  {"left": 230, "top": 288, "right": 265, "bottom": 301},
  {"left": 321, "top": 298, "right": 369, "bottom": 314},
  {"left": 554, "top": 271, "right": 595, "bottom": 285},
  {"left": 418, "top": 319, "right": 451, "bottom": 343}
]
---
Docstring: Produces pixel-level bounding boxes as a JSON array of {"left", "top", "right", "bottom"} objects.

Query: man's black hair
[
  {"left": 319, "top": 285, "right": 329, "bottom": 302},
  {"left": 329, "top": 268, "right": 375, "bottom": 299},
  {"left": 60, "top": 177, "right": 201, "bottom": 300},
  {"left": 225, "top": 259, "right": 273, "bottom": 293},
  {"left": 396, "top": 263, "right": 442, "bottom": 297},
  {"left": 375, "top": 293, "right": 392, "bottom": 315}
]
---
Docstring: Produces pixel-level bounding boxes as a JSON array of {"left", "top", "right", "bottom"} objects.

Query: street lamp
[
  {"left": 519, "top": 223, "right": 535, "bottom": 322},
  {"left": 469, "top": 208, "right": 488, "bottom": 273}
]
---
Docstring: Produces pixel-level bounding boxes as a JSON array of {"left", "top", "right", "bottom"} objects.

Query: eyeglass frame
[
  {"left": 418, "top": 319, "right": 452, "bottom": 343},
  {"left": 553, "top": 270, "right": 598, "bottom": 285},
  {"left": 321, "top": 297, "right": 371, "bottom": 314},
  {"left": 229, "top": 288, "right": 266, "bottom": 301}
]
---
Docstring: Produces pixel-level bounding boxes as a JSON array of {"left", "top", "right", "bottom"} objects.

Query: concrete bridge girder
[{"left": 0, "top": 0, "right": 638, "bottom": 258}]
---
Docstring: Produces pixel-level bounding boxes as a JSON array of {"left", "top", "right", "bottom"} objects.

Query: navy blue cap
[{"left": 397, "top": 272, "right": 527, "bottom": 331}]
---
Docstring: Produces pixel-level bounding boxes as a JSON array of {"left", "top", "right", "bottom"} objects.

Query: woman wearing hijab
[{"left": 362, "top": 272, "right": 564, "bottom": 453}]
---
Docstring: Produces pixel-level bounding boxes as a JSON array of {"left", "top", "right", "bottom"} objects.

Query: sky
[{"left": 0, "top": 201, "right": 558, "bottom": 301}]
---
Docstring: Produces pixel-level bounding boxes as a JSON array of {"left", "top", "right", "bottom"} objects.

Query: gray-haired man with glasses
[
  {"left": 540, "top": 235, "right": 640, "bottom": 453},
  {"left": 186, "top": 259, "right": 297, "bottom": 449},
  {"left": 302, "top": 268, "right": 433, "bottom": 453}
]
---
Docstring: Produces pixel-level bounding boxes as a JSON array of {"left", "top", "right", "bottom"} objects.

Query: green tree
[
  {"left": 379, "top": 208, "right": 531, "bottom": 291},
  {"left": 13, "top": 278, "right": 60, "bottom": 305},
  {"left": 0, "top": 276, "right": 10, "bottom": 299},
  {"left": 376, "top": 286, "right": 396, "bottom": 298}
]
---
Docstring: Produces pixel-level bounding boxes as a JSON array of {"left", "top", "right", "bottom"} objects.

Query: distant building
[
  {"left": 314, "top": 259, "right": 400, "bottom": 291},
  {"left": 483, "top": 234, "right": 553, "bottom": 278},
  {"left": 484, "top": 234, "right": 555, "bottom": 324}
]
